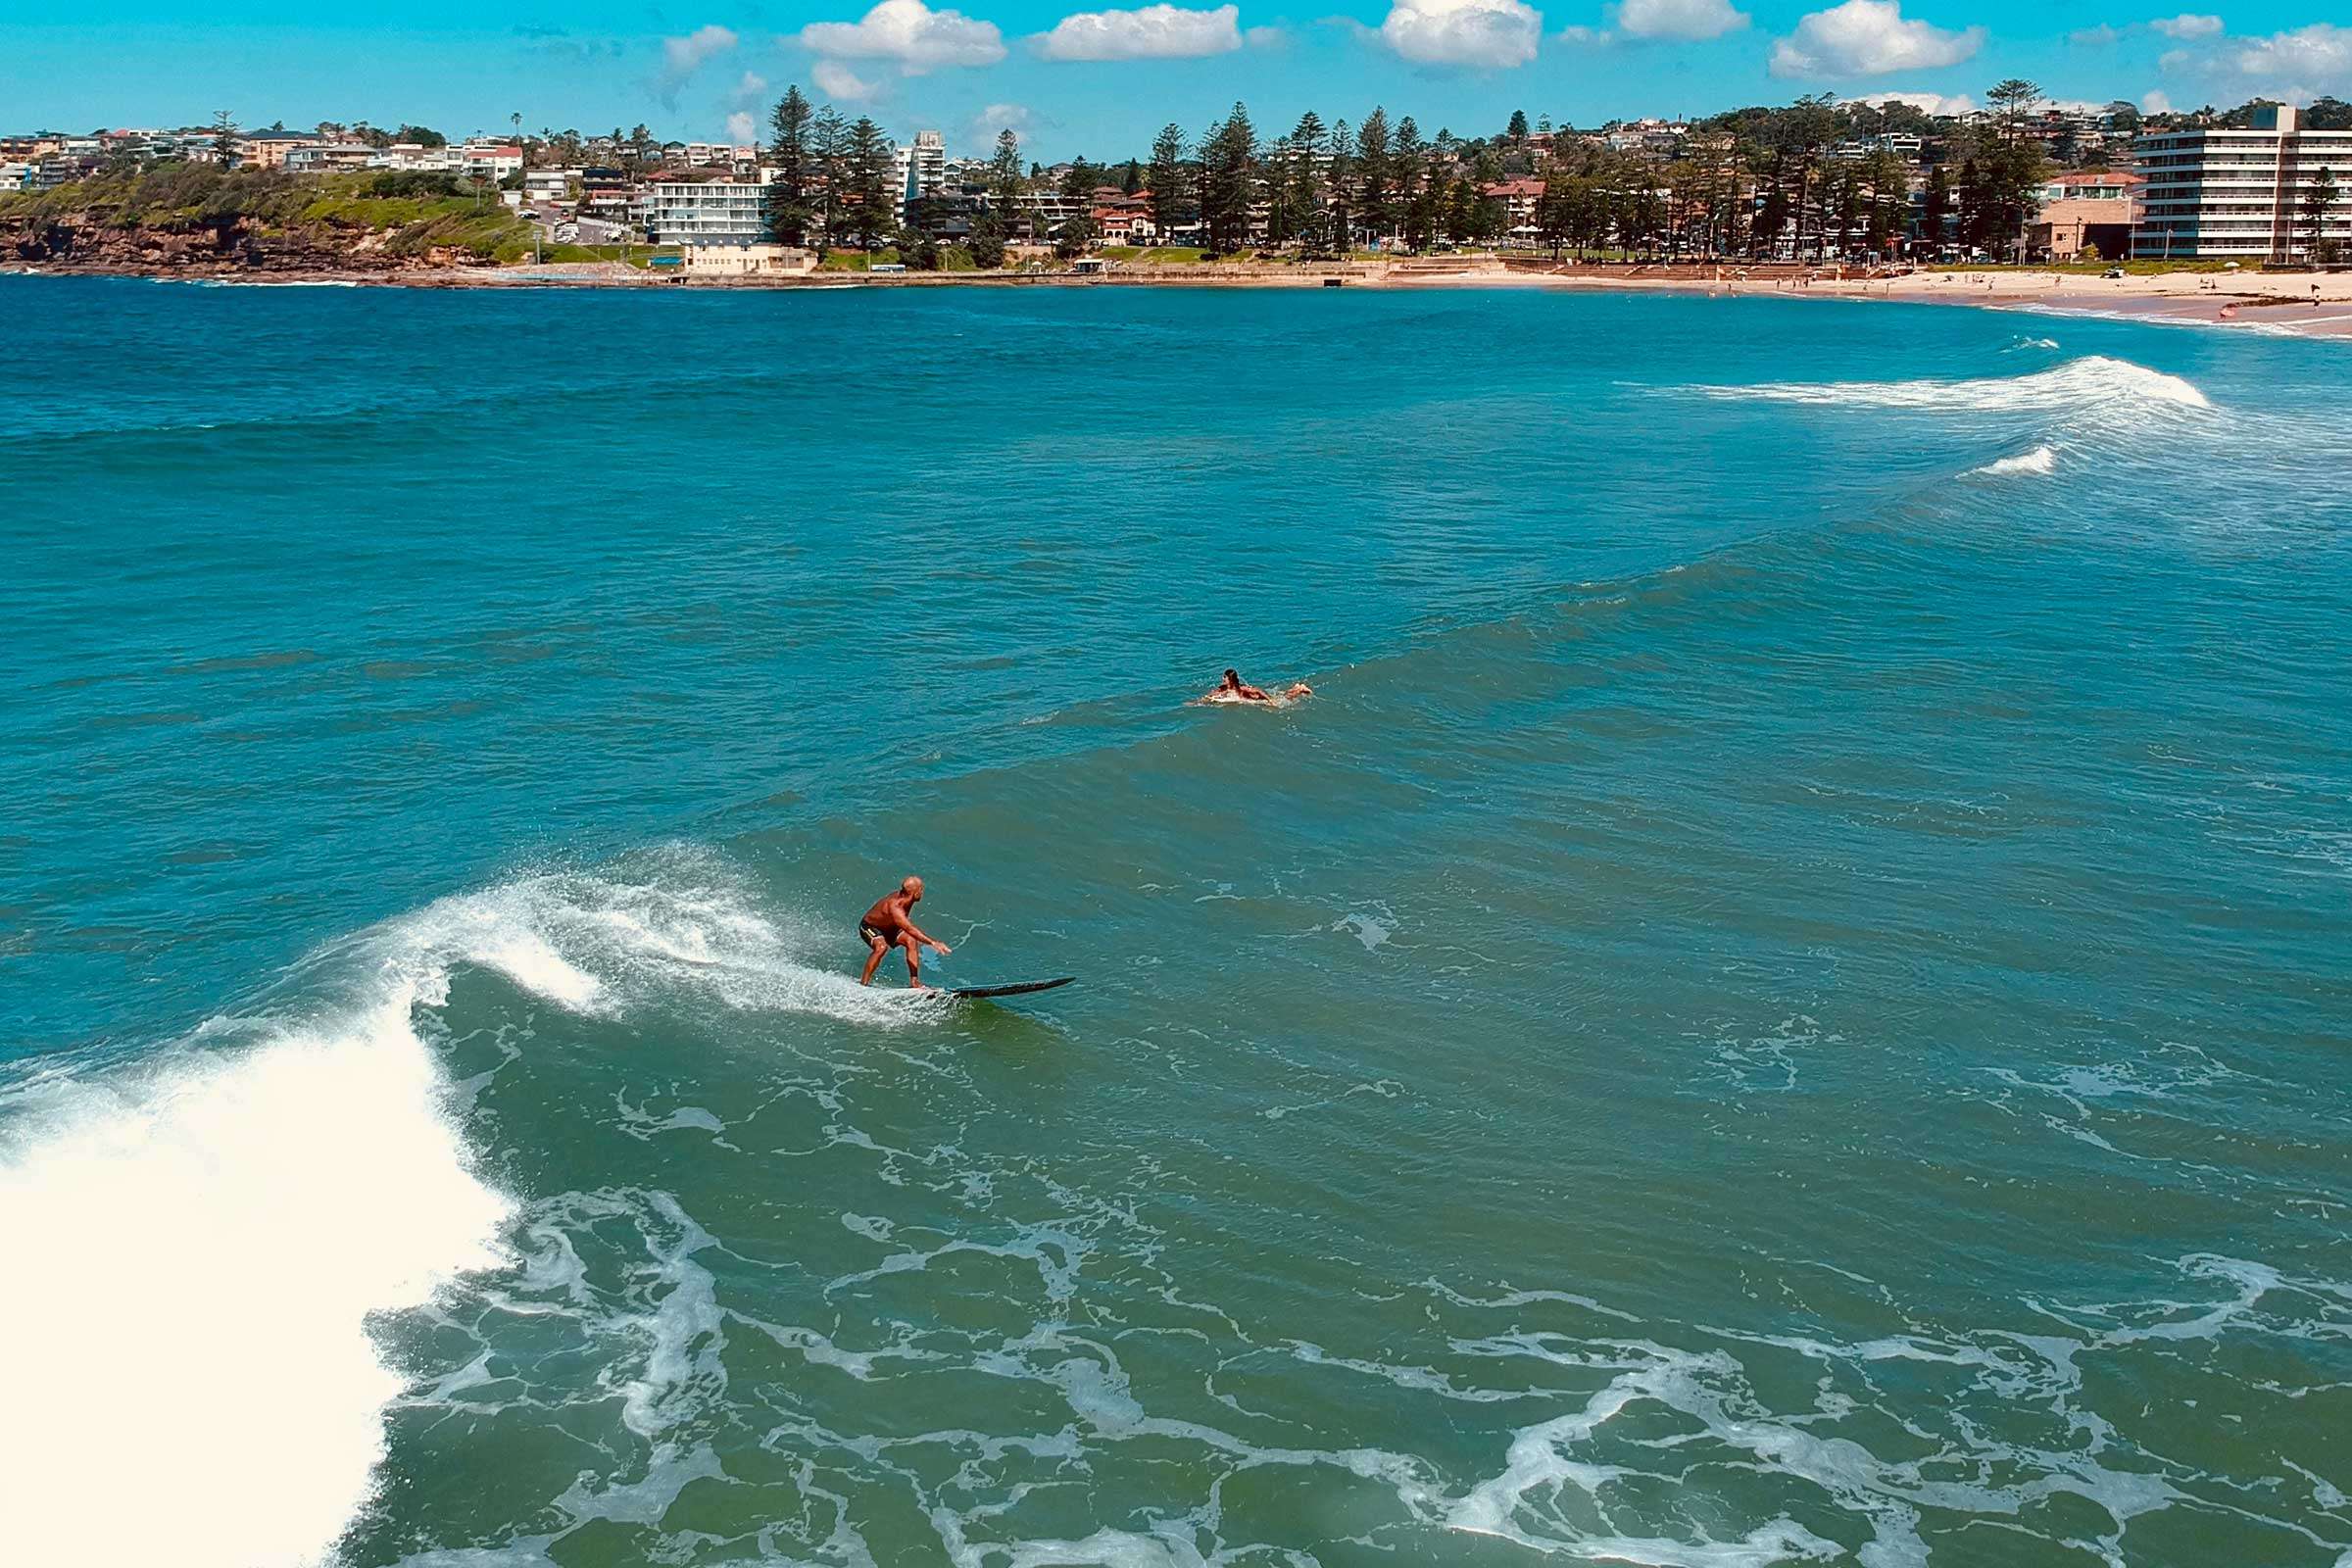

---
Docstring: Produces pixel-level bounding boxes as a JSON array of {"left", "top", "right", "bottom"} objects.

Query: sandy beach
[
  {"left": 1390, "top": 258, "right": 2352, "bottom": 339},
  {"left": 1734, "top": 265, "right": 2352, "bottom": 339},
  {"left": 498, "top": 255, "right": 2352, "bottom": 339},
  {"left": 17, "top": 252, "right": 2351, "bottom": 338}
]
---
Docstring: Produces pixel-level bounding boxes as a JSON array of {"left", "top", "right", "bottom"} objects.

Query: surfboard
[{"left": 947, "top": 977, "right": 1076, "bottom": 1002}]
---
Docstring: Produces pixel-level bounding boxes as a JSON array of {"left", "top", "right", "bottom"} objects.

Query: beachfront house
[
  {"left": 2027, "top": 172, "right": 2139, "bottom": 261},
  {"left": 679, "top": 243, "right": 818, "bottom": 276}
]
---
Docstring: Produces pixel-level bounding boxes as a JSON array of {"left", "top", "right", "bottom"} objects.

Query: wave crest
[
  {"left": 0, "top": 987, "right": 512, "bottom": 1568},
  {"left": 1695, "top": 356, "right": 2210, "bottom": 415},
  {"left": 0, "top": 856, "right": 909, "bottom": 1568},
  {"left": 1968, "top": 444, "right": 2059, "bottom": 478}
]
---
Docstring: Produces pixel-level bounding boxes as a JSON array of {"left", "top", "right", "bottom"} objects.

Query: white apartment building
[
  {"left": 522, "top": 168, "right": 578, "bottom": 203},
  {"left": 461, "top": 142, "right": 524, "bottom": 180},
  {"left": 378, "top": 142, "right": 466, "bottom": 173},
  {"left": 645, "top": 176, "right": 769, "bottom": 245},
  {"left": 2133, "top": 105, "right": 2352, "bottom": 261},
  {"left": 1832, "top": 132, "right": 1924, "bottom": 162},
  {"left": 893, "top": 130, "right": 947, "bottom": 207}
]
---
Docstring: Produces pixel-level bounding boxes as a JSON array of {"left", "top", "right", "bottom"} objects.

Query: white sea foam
[
  {"left": 1968, "top": 444, "right": 2059, "bottom": 478},
  {"left": 0, "top": 985, "right": 513, "bottom": 1568},
  {"left": 378, "top": 860, "right": 933, "bottom": 1032},
  {"left": 0, "top": 858, "right": 912, "bottom": 1568},
  {"left": 1697, "top": 356, "right": 2210, "bottom": 415}
]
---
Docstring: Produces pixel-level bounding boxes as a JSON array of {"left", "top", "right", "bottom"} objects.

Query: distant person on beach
[
  {"left": 859, "top": 876, "right": 951, "bottom": 989},
  {"left": 1200, "top": 668, "right": 1312, "bottom": 706}
]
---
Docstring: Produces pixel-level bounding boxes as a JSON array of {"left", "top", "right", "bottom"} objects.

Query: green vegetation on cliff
[{"left": 0, "top": 164, "right": 540, "bottom": 263}]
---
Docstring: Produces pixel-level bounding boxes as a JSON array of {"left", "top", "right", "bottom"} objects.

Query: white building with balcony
[
  {"left": 645, "top": 175, "right": 770, "bottom": 245},
  {"left": 461, "top": 143, "right": 525, "bottom": 180},
  {"left": 893, "top": 130, "right": 948, "bottom": 209},
  {"left": 285, "top": 143, "right": 381, "bottom": 174},
  {"left": 379, "top": 142, "right": 466, "bottom": 173},
  {"left": 2132, "top": 105, "right": 2352, "bottom": 261}
]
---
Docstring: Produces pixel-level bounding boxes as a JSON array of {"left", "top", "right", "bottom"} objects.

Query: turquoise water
[{"left": 3, "top": 276, "right": 2350, "bottom": 1567}]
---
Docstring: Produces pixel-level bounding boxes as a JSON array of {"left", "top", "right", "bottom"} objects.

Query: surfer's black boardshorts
[{"left": 859, "top": 921, "right": 895, "bottom": 948}]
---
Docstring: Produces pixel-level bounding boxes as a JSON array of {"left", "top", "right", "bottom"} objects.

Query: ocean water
[{"left": 3, "top": 275, "right": 2350, "bottom": 1568}]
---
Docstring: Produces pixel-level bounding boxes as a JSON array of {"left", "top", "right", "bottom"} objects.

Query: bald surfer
[{"left": 859, "top": 876, "right": 951, "bottom": 989}]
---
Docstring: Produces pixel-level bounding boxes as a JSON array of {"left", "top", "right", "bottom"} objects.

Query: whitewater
[{"left": 5, "top": 277, "right": 2350, "bottom": 1567}]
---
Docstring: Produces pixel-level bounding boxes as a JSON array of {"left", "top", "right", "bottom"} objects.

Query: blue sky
[{"left": 2, "top": 2, "right": 2345, "bottom": 160}]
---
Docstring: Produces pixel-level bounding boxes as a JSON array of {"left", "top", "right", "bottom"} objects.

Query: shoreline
[{"left": 11, "top": 256, "right": 2350, "bottom": 338}]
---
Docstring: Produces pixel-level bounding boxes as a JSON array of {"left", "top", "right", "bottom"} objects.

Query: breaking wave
[
  {"left": 1968, "top": 444, "right": 2059, "bottom": 478},
  {"left": 0, "top": 857, "right": 917, "bottom": 1568},
  {"left": 1694, "top": 356, "right": 2211, "bottom": 415},
  {"left": 0, "top": 986, "right": 511, "bottom": 1567}
]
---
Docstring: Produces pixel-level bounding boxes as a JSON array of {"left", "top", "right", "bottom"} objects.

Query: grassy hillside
[{"left": 0, "top": 164, "right": 540, "bottom": 263}]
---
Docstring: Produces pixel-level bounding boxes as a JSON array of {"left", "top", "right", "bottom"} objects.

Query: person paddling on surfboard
[
  {"left": 1215, "top": 668, "right": 1272, "bottom": 702},
  {"left": 1201, "top": 668, "right": 1311, "bottom": 706},
  {"left": 858, "top": 876, "right": 951, "bottom": 990}
]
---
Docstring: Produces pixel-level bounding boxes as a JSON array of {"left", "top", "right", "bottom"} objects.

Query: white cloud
[
  {"left": 658, "top": 24, "right": 739, "bottom": 100},
  {"left": 966, "top": 102, "right": 1036, "bottom": 142},
  {"left": 726, "top": 111, "right": 758, "bottom": 141},
  {"left": 1769, "top": 0, "right": 1983, "bottom": 77},
  {"left": 1557, "top": 22, "right": 1615, "bottom": 42},
  {"left": 2069, "top": 24, "right": 2122, "bottom": 45},
  {"left": 813, "top": 59, "right": 884, "bottom": 98},
  {"left": 733, "top": 70, "right": 769, "bottom": 102},
  {"left": 800, "top": 0, "right": 1008, "bottom": 73},
  {"left": 1618, "top": 0, "right": 1747, "bottom": 40},
  {"left": 1035, "top": 3, "right": 1244, "bottom": 59},
  {"left": 2141, "top": 87, "right": 2174, "bottom": 110},
  {"left": 2221, "top": 23, "right": 2352, "bottom": 95},
  {"left": 1379, "top": 0, "right": 1544, "bottom": 67},
  {"left": 2150, "top": 13, "right": 2222, "bottom": 38},
  {"left": 1244, "top": 23, "right": 1288, "bottom": 45},
  {"left": 1846, "top": 87, "right": 1976, "bottom": 114}
]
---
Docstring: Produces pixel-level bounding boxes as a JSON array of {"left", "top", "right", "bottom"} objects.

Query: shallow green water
[{"left": 2, "top": 277, "right": 2349, "bottom": 1567}]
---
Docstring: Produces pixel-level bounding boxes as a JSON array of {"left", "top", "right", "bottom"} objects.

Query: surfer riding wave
[{"left": 858, "top": 876, "right": 951, "bottom": 990}]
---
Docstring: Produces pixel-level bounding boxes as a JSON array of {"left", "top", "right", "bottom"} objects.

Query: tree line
[
  {"left": 745, "top": 75, "right": 2352, "bottom": 266},
  {"left": 754, "top": 77, "right": 2091, "bottom": 265}
]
